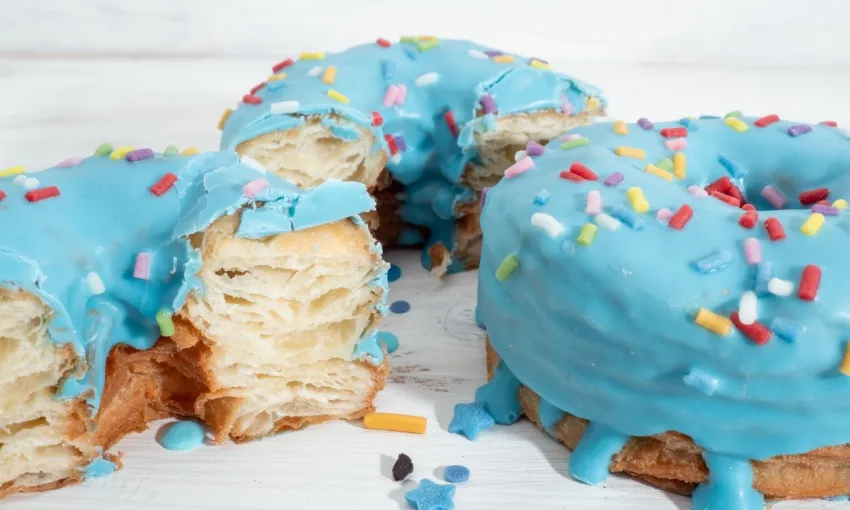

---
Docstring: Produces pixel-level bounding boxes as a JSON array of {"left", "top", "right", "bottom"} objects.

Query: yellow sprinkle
[
  {"left": 673, "top": 152, "right": 687, "bottom": 180},
  {"left": 627, "top": 186, "right": 650, "bottom": 213},
  {"left": 267, "top": 73, "right": 287, "bottom": 82},
  {"left": 417, "top": 35, "right": 438, "bottom": 41},
  {"left": 400, "top": 36, "right": 417, "bottom": 43},
  {"left": 725, "top": 117, "right": 749, "bottom": 133},
  {"left": 833, "top": 199, "right": 847, "bottom": 209},
  {"left": 529, "top": 60, "right": 550, "bottom": 70},
  {"left": 800, "top": 212, "right": 825, "bottom": 236},
  {"left": 322, "top": 66, "right": 337, "bottom": 85},
  {"left": 493, "top": 55, "right": 515, "bottom": 64},
  {"left": 109, "top": 147, "right": 134, "bottom": 160},
  {"left": 180, "top": 147, "right": 199, "bottom": 156},
  {"left": 615, "top": 146, "right": 646, "bottom": 160},
  {"left": 840, "top": 344, "right": 850, "bottom": 376},
  {"left": 695, "top": 308, "right": 732, "bottom": 336},
  {"left": 363, "top": 412, "right": 427, "bottom": 434},
  {"left": 299, "top": 51, "right": 325, "bottom": 60},
  {"left": 577, "top": 223, "right": 598, "bottom": 246},
  {"left": 586, "top": 96, "right": 600, "bottom": 111},
  {"left": 217, "top": 108, "right": 232, "bottom": 131},
  {"left": 327, "top": 89, "right": 350, "bottom": 104},
  {"left": 417, "top": 39, "right": 440, "bottom": 52},
  {"left": 0, "top": 165, "right": 25, "bottom": 178},
  {"left": 644, "top": 164, "right": 674, "bottom": 182},
  {"left": 613, "top": 120, "right": 629, "bottom": 135}
]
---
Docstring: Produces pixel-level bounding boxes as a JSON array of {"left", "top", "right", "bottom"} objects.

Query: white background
[{"left": 1, "top": 2, "right": 849, "bottom": 509}]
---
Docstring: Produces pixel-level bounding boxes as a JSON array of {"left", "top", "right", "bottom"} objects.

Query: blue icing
[
  {"left": 159, "top": 420, "right": 207, "bottom": 451},
  {"left": 568, "top": 422, "right": 629, "bottom": 485},
  {"left": 473, "top": 361, "right": 522, "bottom": 425},
  {"left": 0, "top": 150, "right": 379, "bottom": 415},
  {"left": 81, "top": 457, "right": 116, "bottom": 479},
  {"left": 537, "top": 398, "right": 565, "bottom": 435},
  {"left": 477, "top": 117, "right": 850, "bottom": 508},
  {"left": 220, "top": 39, "right": 604, "bottom": 271},
  {"left": 352, "top": 329, "right": 384, "bottom": 365},
  {"left": 692, "top": 453, "right": 764, "bottom": 510}
]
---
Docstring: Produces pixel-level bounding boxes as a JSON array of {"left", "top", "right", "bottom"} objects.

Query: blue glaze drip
[
  {"left": 352, "top": 329, "right": 385, "bottom": 365},
  {"left": 537, "top": 398, "right": 566, "bottom": 435},
  {"left": 160, "top": 420, "right": 207, "bottom": 451},
  {"left": 220, "top": 39, "right": 604, "bottom": 271},
  {"left": 568, "top": 422, "right": 630, "bottom": 485},
  {"left": 474, "top": 361, "right": 522, "bottom": 425},
  {"left": 81, "top": 458, "right": 116, "bottom": 479},
  {"left": 692, "top": 453, "right": 764, "bottom": 510}
]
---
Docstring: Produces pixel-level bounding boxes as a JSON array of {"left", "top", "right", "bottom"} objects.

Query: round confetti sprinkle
[
  {"left": 388, "top": 264, "right": 402, "bottom": 282},
  {"left": 390, "top": 300, "right": 410, "bottom": 314},
  {"left": 159, "top": 420, "right": 206, "bottom": 451},
  {"left": 443, "top": 465, "right": 470, "bottom": 483},
  {"left": 378, "top": 331, "right": 400, "bottom": 353}
]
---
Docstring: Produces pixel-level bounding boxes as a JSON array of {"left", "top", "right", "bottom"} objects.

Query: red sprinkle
[
  {"left": 384, "top": 134, "right": 399, "bottom": 155},
  {"left": 705, "top": 176, "right": 733, "bottom": 195},
  {"left": 25, "top": 186, "right": 60, "bottom": 203},
  {"left": 799, "top": 187, "right": 829, "bottom": 205},
  {"left": 816, "top": 200, "right": 830, "bottom": 206},
  {"left": 742, "top": 203, "right": 756, "bottom": 212},
  {"left": 272, "top": 58, "right": 293, "bottom": 73},
  {"left": 711, "top": 191, "right": 741, "bottom": 208},
  {"left": 371, "top": 111, "right": 383, "bottom": 127},
  {"left": 444, "top": 111, "right": 459, "bottom": 137},
  {"left": 569, "top": 162, "right": 598, "bottom": 181},
  {"left": 559, "top": 170, "right": 585, "bottom": 183},
  {"left": 243, "top": 94, "right": 262, "bottom": 105},
  {"left": 730, "top": 312, "right": 773, "bottom": 345},
  {"left": 150, "top": 173, "right": 178, "bottom": 196},
  {"left": 725, "top": 185, "right": 745, "bottom": 206},
  {"left": 821, "top": 120, "right": 838, "bottom": 127},
  {"left": 798, "top": 264, "right": 822, "bottom": 301},
  {"left": 376, "top": 38, "right": 392, "bottom": 48},
  {"left": 764, "top": 217, "right": 786, "bottom": 241},
  {"left": 754, "top": 114, "right": 780, "bottom": 127},
  {"left": 739, "top": 210, "right": 758, "bottom": 229},
  {"left": 0, "top": 190, "right": 5, "bottom": 202},
  {"left": 660, "top": 127, "right": 687, "bottom": 138},
  {"left": 249, "top": 82, "right": 265, "bottom": 95},
  {"left": 669, "top": 204, "right": 694, "bottom": 230}
]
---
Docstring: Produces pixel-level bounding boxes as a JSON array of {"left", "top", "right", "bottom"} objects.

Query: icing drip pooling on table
[
  {"left": 219, "top": 38, "right": 604, "bottom": 271},
  {"left": 0, "top": 148, "right": 386, "bottom": 476},
  {"left": 473, "top": 115, "right": 850, "bottom": 509}
]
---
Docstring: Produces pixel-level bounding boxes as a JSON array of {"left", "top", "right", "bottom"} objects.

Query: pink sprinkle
[
  {"left": 561, "top": 94, "right": 574, "bottom": 115},
  {"left": 664, "top": 138, "right": 687, "bottom": 151},
  {"left": 688, "top": 185, "right": 709, "bottom": 198},
  {"left": 560, "top": 133, "right": 582, "bottom": 142},
  {"left": 383, "top": 85, "right": 400, "bottom": 108},
  {"left": 57, "top": 156, "right": 84, "bottom": 168},
  {"left": 134, "top": 253, "right": 151, "bottom": 280},
  {"left": 396, "top": 84, "right": 407, "bottom": 105},
  {"left": 586, "top": 190, "right": 602, "bottom": 215},
  {"left": 504, "top": 156, "right": 534, "bottom": 179},
  {"left": 761, "top": 185, "right": 786, "bottom": 209},
  {"left": 743, "top": 237, "right": 761, "bottom": 265},
  {"left": 243, "top": 178, "right": 270, "bottom": 198},
  {"left": 656, "top": 208, "right": 673, "bottom": 224}
]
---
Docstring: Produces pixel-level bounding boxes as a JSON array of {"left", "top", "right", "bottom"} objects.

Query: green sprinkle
[
  {"left": 400, "top": 36, "right": 417, "bottom": 43},
  {"left": 577, "top": 223, "right": 597, "bottom": 246},
  {"left": 657, "top": 158, "right": 674, "bottom": 172},
  {"left": 560, "top": 138, "right": 590, "bottom": 150},
  {"left": 156, "top": 308, "right": 175, "bottom": 337},
  {"left": 163, "top": 145, "right": 179, "bottom": 156},
  {"left": 94, "top": 143, "right": 114, "bottom": 157},
  {"left": 724, "top": 110, "right": 743, "bottom": 118},
  {"left": 495, "top": 254, "right": 520, "bottom": 281},
  {"left": 417, "top": 39, "right": 440, "bottom": 52}
]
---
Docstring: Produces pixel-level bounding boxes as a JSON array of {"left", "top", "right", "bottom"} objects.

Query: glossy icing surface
[
  {"left": 220, "top": 38, "right": 604, "bottom": 271},
  {"left": 476, "top": 116, "right": 850, "bottom": 509}
]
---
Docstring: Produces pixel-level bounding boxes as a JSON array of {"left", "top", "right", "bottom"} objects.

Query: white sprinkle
[
  {"left": 468, "top": 49, "right": 489, "bottom": 60},
  {"left": 531, "top": 212, "right": 565, "bottom": 238},
  {"left": 738, "top": 291, "right": 758, "bottom": 325},
  {"left": 270, "top": 100, "right": 300, "bottom": 114},
  {"left": 687, "top": 185, "right": 709, "bottom": 198},
  {"left": 514, "top": 150, "right": 527, "bottom": 162},
  {"left": 768, "top": 277, "right": 795, "bottom": 297},
  {"left": 390, "top": 154, "right": 402, "bottom": 165},
  {"left": 656, "top": 208, "right": 673, "bottom": 225},
  {"left": 23, "top": 178, "right": 39, "bottom": 189},
  {"left": 13, "top": 175, "right": 28, "bottom": 186},
  {"left": 240, "top": 155, "right": 267, "bottom": 174},
  {"left": 415, "top": 72, "right": 440, "bottom": 87},
  {"left": 595, "top": 213, "right": 621, "bottom": 231},
  {"left": 86, "top": 272, "right": 105, "bottom": 295},
  {"left": 307, "top": 66, "right": 323, "bottom": 76}
]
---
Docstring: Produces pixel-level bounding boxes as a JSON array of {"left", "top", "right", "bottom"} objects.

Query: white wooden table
[{"left": 1, "top": 57, "right": 848, "bottom": 509}]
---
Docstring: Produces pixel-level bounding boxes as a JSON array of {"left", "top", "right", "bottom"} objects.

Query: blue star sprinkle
[
  {"left": 448, "top": 402, "right": 495, "bottom": 440},
  {"left": 404, "top": 479, "right": 456, "bottom": 510}
]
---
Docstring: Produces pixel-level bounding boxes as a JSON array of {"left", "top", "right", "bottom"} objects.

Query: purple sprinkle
[
  {"left": 637, "top": 118, "right": 653, "bottom": 130},
  {"left": 787, "top": 124, "right": 812, "bottom": 137},
  {"left": 484, "top": 50, "right": 503, "bottom": 57},
  {"left": 480, "top": 94, "right": 497, "bottom": 114},
  {"left": 480, "top": 187, "right": 491, "bottom": 208},
  {"left": 525, "top": 141, "right": 545, "bottom": 157},
  {"left": 390, "top": 300, "right": 410, "bottom": 314},
  {"left": 57, "top": 156, "right": 84, "bottom": 168},
  {"left": 604, "top": 172, "right": 624, "bottom": 187},
  {"left": 126, "top": 148, "right": 155, "bottom": 162},
  {"left": 812, "top": 204, "right": 840, "bottom": 216},
  {"left": 761, "top": 185, "right": 787, "bottom": 209},
  {"left": 530, "top": 57, "right": 549, "bottom": 65},
  {"left": 394, "top": 135, "right": 407, "bottom": 152}
]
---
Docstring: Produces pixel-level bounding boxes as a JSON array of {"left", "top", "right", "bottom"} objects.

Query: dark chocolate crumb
[{"left": 392, "top": 453, "right": 414, "bottom": 481}]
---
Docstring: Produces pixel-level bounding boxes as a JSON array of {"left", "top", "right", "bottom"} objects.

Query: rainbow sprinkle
[
  {"left": 134, "top": 253, "right": 151, "bottom": 280},
  {"left": 611, "top": 206, "right": 645, "bottom": 230},
  {"left": 327, "top": 89, "right": 350, "bottom": 103},
  {"left": 493, "top": 55, "right": 515, "bottom": 64},
  {"left": 693, "top": 250, "right": 733, "bottom": 274},
  {"left": 180, "top": 147, "right": 199, "bottom": 156},
  {"left": 243, "top": 178, "right": 270, "bottom": 198},
  {"left": 615, "top": 146, "right": 646, "bottom": 160},
  {"left": 604, "top": 172, "right": 624, "bottom": 187},
  {"left": 110, "top": 147, "right": 134, "bottom": 160},
  {"left": 626, "top": 186, "right": 650, "bottom": 213},
  {"left": 673, "top": 153, "right": 686, "bottom": 180},
  {"left": 577, "top": 223, "right": 597, "bottom": 246},
  {"left": 800, "top": 213, "right": 825, "bottom": 235},
  {"left": 0, "top": 165, "right": 25, "bottom": 178},
  {"left": 787, "top": 124, "right": 812, "bottom": 137},
  {"left": 695, "top": 308, "right": 732, "bottom": 336},
  {"left": 156, "top": 308, "right": 175, "bottom": 337},
  {"left": 586, "top": 190, "right": 602, "bottom": 215},
  {"left": 217, "top": 108, "right": 232, "bottom": 130},
  {"left": 504, "top": 157, "right": 534, "bottom": 179},
  {"left": 531, "top": 213, "right": 565, "bottom": 238},
  {"left": 560, "top": 138, "right": 589, "bottom": 150},
  {"left": 595, "top": 213, "right": 621, "bottom": 231},
  {"left": 644, "top": 164, "right": 673, "bottom": 182},
  {"left": 834, "top": 199, "right": 848, "bottom": 209},
  {"left": 94, "top": 143, "right": 114, "bottom": 156},
  {"left": 163, "top": 146, "right": 179, "bottom": 157},
  {"left": 761, "top": 185, "right": 787, "bottom": 209},
  {"left": 637, "top": 118, "right": 653, "bottom": 130},
  {"left": 743, "top": 237, "right": 761, "bottom": 265},
  {"left": 299, "top": 51, "right": 325, "bottom": 60},
  {"left": 57, "top": 156, "right": 84, "bottom": 168},
  {"left": 322, "top": 66, "right": 338, "bottom": 84},
  {"left": 271, "top": 100, "right": 300, "bottom": 114},
  {"left": 771, "top": 318, "right": 802, "bottom": 343},
  {"left": 614, "top": 121, "right": 628, "bottom": 135},
  {"left": 126, "top": 148, "right": 154, "bottom": 163},
  {"left": 495, "top": 254, "right": 520, "bottom": 281},
  {"left": 725, "top": 117, "right": 749, "bottom": 132}
]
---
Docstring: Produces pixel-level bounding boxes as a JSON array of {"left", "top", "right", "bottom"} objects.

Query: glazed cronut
[
  {"left": 484, "top": 339, "right": 850, "bottom": 501},
  {"left": 234, "top": 105, "right": 604, "bottom": 272},
  {"left": 0, "top": 213, "right": 387, "bottom": 498}
]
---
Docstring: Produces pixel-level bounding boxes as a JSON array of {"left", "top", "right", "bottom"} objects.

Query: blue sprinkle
[
  {"left": 693, "top": 250, "right": 733, "bottom": 274},
  {"left": 443, "top": 465, "right": 470, "bottom": 483},
  {"left": 388, "top": 263, "right": 402, "bottom": 282},
  {"left": 533, "top": 188, "right": 551, "bottom": 205},
  {"left": 679, "top": 118, "right": 699, "bottom": 131},
  {"left": 405, "top": 479, "right": 456, "bottom": 510},
  {"left": 381, "top": 59, "right": 395, "bottom": 81},
  {"left": 82, "top": 458, "right": 117, "bottom": 479},
  {"left": 700, "top": 115, "right": 721, "bottom": 119},
  {"left": 378, "top": 331, "right": 399, "bottom": 353},
  {"left": 610, "top": 206, "right": 645, "bottom": 230},
  {"left": 266, "top": 80, "right": 286, "bottom": 92},
  {"left": 771, "top": 317, "right": 803, "bottom": 343},
  {"left": 390, "top": 300, "right": 411, "bottom": 314},
  {"left": 159, "top": 420, "right": 207, "bottom": 451},
  {"left": 403, "top": 47, "right": 418, "bottom": 60},
  {"left": 718, "top": 154, "right": 746, "bottom": 179},
  {"left": 683, "top": 368, "right": 720, "bottom": 396},
  {"left": 754, "top": 261, "right": 774, "bottom": 295},
  {"left": 448, "top": 402, "right": 495, "bottom": 440}
]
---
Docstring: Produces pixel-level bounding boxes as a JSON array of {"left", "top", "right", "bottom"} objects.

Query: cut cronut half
[{"left": 484, "top": 338, "right": 850, "bottom": 501}]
